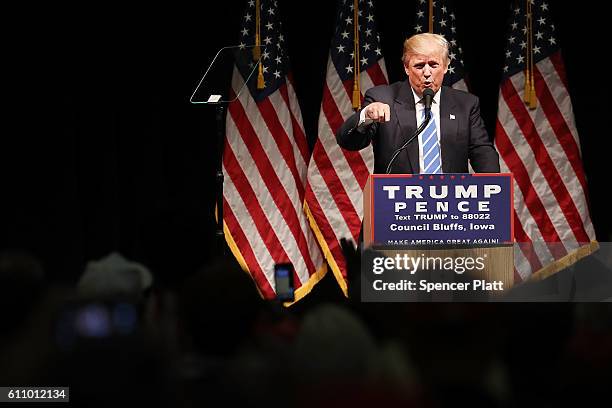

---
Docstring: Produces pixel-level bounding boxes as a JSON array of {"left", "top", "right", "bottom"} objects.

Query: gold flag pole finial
[
  {"left": 428, "top": 0, "right": 434, "bottom": 33},
  {"left": 352, "top": 0, "right": 361, "bottom": 110},
  {"left": 255, "top": 0, "right": 265, "bottom": 90}
]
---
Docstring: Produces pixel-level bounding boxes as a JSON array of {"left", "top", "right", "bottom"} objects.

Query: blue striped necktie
[{"left": 421, "top": 109, "right": 442, "bottom": 174}]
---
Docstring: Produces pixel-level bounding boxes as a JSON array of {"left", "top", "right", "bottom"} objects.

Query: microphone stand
[{"left": 385, "top": 109, "right": 432, "bottom": 174}]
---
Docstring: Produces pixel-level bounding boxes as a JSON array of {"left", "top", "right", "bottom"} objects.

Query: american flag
[
  {"left": 413, "top": 0, "right": 467, "bottom": 91},
  {"left": 495, "top": 0, "right": 597, "bottom": 282},
  {"left": 304, "top": 0, "right": 388, "bottom": 295},
  {"left": 223, "top": 0, "right": 325, "bottom": 301}
]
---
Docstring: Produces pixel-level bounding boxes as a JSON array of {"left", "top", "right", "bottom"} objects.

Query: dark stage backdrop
[{"left": 4, "top": 1, "right": 608, "bottom": 286}]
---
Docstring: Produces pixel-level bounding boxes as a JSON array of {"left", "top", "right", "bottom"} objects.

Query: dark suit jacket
[{"left": 336, "top": 81, "right": 500, "bottom": 174}]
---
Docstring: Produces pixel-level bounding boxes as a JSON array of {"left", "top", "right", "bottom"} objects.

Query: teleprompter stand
[{"left": 190, "top": 44, "right": 265, "bottom": 252}]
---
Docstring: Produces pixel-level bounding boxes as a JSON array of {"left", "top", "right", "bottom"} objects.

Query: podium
[{"left": 362, "top": 173, "right": 514, "bottom": 300}]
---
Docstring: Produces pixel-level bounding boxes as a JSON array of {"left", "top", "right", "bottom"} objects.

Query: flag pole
[
  {"left": 524, "top": 0, "right": 536, "bottom": 108},
  {"left": 523, "top": 0, "right": 531, "bottom": 103},
  {"left": 352, "top": 0, "right": 361, "bottom": 110},
  {"left": 527, "top": 0, "right": 537, "bottom": 108},
  {"left": 428, "top": 0, "right": 434, "bottom": 33},
  {"left": 255, "top": 0, "right": 265, "bottom": 89}
]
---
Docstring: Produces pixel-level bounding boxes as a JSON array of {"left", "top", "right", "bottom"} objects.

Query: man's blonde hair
[{"left": 402, "top": 33, "right": 450, "bottom": 67}]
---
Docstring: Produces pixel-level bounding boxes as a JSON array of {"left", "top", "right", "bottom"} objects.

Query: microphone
[
  {"left": 422, "top": 87, "right": 434, "bottom": 112},
  {"left": 385, "top": 88, "right": 435, "bottom": 174}
]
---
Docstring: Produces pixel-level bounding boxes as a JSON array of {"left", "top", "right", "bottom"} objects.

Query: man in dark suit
[{"left": 337, "top": 33, "right": 500, "bottom": 174}]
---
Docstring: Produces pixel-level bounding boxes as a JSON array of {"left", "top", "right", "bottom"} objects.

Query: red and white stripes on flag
[
  {"left": 495, "top": 1, "right": 597, "bottom": 283},
  {"left": 304, "top": 0, "right": 388, "bottom": 295},
  {"left": 223, "top": 0, "right": 325, "bottom": 302}
]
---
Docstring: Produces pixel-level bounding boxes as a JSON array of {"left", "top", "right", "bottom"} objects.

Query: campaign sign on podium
[
  {"left": 361, "top": 173, "right": 515, "bottom": 301},
  {"left": 367, "top": 173, "right": 513, "bottom": 246}
]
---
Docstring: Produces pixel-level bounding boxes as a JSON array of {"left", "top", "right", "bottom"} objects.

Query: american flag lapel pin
[{"left": 450, "top": 114, "right": 455, "bottom": 120}]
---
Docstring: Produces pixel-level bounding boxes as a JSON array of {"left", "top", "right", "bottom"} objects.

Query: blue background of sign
[{"left": 372, "top": 174, "right": 512, "bottom": 245}]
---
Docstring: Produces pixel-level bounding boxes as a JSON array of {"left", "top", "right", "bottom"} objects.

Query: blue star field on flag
[
  {"left": 236, "top": 0, "right": 289, "bottom": 101},
  {"left": 502, "top": 1, "right": 559, "bottom": 79},
  {"left": 331, "top": 0, "right": 383, "bottom": 82}
]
